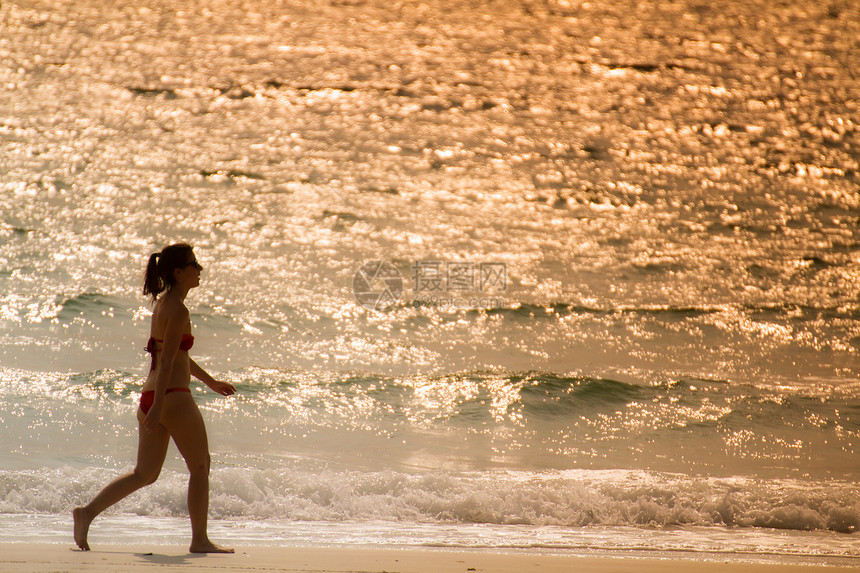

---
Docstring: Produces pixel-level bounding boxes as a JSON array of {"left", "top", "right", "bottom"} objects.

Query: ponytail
[
  {"left": 142, "top": 252, "right": 163, "bottom": 302},
  {"left": 142, "top": 243, "right": 194, "bottom": 303}
]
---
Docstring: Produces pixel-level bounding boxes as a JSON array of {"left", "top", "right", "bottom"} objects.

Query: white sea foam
[{"left": 2, "top": 465, "right": 858, "bottom": 535}]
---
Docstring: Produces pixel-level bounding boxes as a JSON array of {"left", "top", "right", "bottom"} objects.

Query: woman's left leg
[{"left": 159, "top": 392, "right": 233, "bottom": 553}]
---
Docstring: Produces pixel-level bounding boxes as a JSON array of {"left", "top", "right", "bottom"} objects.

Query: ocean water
[{"left": 1, "top": 0, "right": 859, "bottom": 564}]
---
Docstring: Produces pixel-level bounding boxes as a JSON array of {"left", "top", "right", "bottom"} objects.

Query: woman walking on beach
[{"left": 74, "top": 243, "right": 235, "bottom": 553}]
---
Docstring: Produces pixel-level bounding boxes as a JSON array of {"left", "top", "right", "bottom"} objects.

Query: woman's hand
[
  {"left": 190, "top": 359, "right": 235, "bottom": 396},
  {"left": 143, "top": 404, "right": 162, "bottom": 433},
  {"left": 207, "top": 380, "right": 236, "bottom": 396}
]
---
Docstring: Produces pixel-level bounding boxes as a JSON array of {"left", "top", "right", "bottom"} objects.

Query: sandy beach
[{"left": 2, "top": 544, "right": 859, "bottom": 573}]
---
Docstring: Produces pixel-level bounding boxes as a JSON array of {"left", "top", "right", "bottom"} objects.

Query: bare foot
[
  {"left": 189, "top": 540, "right": 234, "bottom": 554},
  {"left": 73, "top": 507, "right": 91, "bottom": 551}
]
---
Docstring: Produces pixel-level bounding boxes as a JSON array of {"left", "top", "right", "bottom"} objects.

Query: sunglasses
[{"left": 183, "top": 259, "right": 203, "bottom": 270}]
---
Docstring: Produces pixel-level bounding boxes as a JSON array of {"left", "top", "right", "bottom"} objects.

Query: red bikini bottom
[{"left": 140, "top": 388, "right": 192, "bottom": 414}]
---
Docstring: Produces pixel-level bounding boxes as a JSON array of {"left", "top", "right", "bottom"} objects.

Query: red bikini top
[{"left": 145, "top": 334, "right": 194, "bottom": 371}]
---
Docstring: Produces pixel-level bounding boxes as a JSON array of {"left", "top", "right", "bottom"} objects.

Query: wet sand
[{"left": 2, "top": 544, "right": 858, "bottom": 572}]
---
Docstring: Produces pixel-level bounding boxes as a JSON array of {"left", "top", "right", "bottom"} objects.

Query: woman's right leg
[{"left": 73, "top": 409, "right": 170, "bottom": 550}]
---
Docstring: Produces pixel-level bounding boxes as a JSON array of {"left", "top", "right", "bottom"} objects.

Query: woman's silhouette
[{"left": 74, "top": 243, "right": 235, "bottom": 553}]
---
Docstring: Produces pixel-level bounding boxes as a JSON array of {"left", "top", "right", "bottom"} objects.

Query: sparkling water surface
[{"left": 1, "top": 0, "right": 859, "bottom": 560}]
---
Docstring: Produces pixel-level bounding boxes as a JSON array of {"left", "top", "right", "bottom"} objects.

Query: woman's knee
[
  {"left": 186, "top": 453, "right": 210, "bottom": 476},
  {"left": 134, "top": 467, "right": 161, "bottom": 486}
]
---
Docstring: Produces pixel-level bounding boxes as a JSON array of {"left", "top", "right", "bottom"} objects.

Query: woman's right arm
[{"left": 142, "top": 306, "right": 189, "bottom": 432}]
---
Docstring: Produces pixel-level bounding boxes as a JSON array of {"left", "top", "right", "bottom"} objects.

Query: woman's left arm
[{"left": 190, "top": 359, "right": 236, "bottom": 396}]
